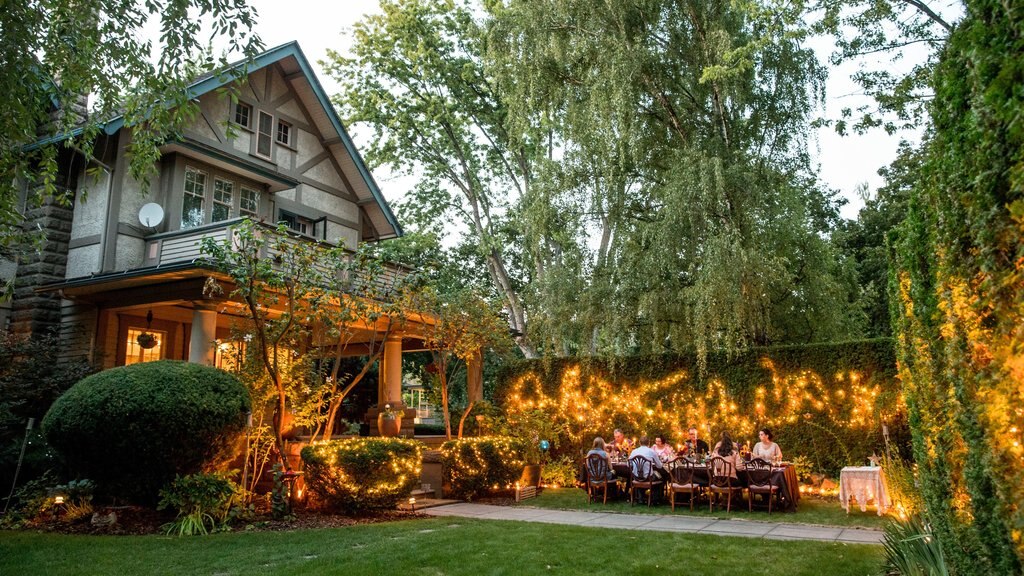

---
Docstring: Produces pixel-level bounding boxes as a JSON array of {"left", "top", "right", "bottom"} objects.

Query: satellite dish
[{"left": 138, "top": 203, "right": 165, "bottom": 228}]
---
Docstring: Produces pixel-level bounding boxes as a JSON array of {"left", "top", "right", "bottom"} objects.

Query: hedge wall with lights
[
  {"left": 889, "top": 1, "right": 1024, "bottom": 572},
  {"left": 494, "top": 339, "right": 907, "bottom": 477}
]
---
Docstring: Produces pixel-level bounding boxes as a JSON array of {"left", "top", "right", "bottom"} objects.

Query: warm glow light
[{"left": 54, "top": 495, "right": 64, "bottom": 505}]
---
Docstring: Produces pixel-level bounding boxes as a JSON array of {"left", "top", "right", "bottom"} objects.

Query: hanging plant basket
[{"left": 136, "top": 332, "right": 158, "bottom": 350}]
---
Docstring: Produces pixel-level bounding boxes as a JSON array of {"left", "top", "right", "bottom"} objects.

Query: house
[{"left": 3, "top": 42, "right": 480, "bottom": 431}]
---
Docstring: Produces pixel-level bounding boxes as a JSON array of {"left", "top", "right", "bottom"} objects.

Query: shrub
[
  {"left": 158, "top": 472, "right": 238, "bottom": 536},
  {"left": 42, "top": 361, "right": 251, "bottom": 503},
  {"left": 440, "top": 436, "right": 525, "bottom": 500},
  {"left": 541, "top": 455, "right": 581, "bottom": 488},
  {"left": 301, "top": 437, "right": 422, "bottom": 513},
  {"left": 0, "top": 330, "right": 93, "bottom": 493},
  {"left": 883, "top": 515, "right": 949, "bottom": 576}
]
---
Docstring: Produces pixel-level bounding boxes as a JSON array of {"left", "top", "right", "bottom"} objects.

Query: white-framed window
[
  {"left": 240, "top": 187, "right": 260, "bottom": 218},
  {"left": 276, "top": 120, "right": 292, "bottom": 147},
  {"left": 256, "top": 111, "right": 273, "bottom": 159},
  {"left": 182, "top": 166, "right": 207, "bottom": 229},
  {"left": 212, "top": 178, "right": 234, "bottom": 222},
  {"left": 234, "top": 102, "right": 252, "bottom": 128}
]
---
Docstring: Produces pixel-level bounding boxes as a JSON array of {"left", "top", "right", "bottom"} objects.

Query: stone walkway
[{"left": 422, "top": 502, "right": 884, "bottom": 544}]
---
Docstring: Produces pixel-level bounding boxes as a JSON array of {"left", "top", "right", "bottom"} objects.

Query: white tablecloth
[{"left": 839, "top": 466, "right": 892, "bottom": 515}]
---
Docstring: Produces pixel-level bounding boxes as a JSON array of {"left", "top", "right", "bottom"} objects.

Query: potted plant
[
  {"left": 377, "top": 403, "right": 403, "bottom": 437},
  {"left": 136, "top": 331, "right": 158, "bottom": 350}
]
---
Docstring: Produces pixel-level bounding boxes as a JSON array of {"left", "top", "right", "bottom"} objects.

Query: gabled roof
[{"left": 31, "top": 41, "right": 402, "bottom": 239}]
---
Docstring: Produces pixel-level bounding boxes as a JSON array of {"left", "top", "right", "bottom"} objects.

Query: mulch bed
[{"left": 15, "top": 506, "right": 428, "bottom": 536}]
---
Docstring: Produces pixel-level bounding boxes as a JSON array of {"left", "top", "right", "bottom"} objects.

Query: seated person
[
  {"left": 683, "top": 426, "right": 710, "bottom": 457},
  {"left": 630, "top": 435, "right": 671, "bottom": 482},
  {"left": 711, "top": 431, "right": 741, "bottom": 479},
  {"left": 585, "top": 437, "right": 616, "bottom": 481},
  {"left": 610, "top": 428, "right": 634, "bottom": 455},
  {"left": 652, "top": 434, "right": 676, "bottom": 462},
  {"left": 752, "top": 427, "right": 782, "bottom": 462}
]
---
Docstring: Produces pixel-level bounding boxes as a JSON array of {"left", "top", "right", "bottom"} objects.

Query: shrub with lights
[
  {"left": 440, "top": 436, "right": 526, "bottom": 500},
  {"left": 42, "top": 361, "right": 250, "bottom": 504},
  {"left": 300, "top": 437, "right": 422, "bottom": 513},
  {"left": 495, "top": 339, "right": 908, "bottom": 476}
]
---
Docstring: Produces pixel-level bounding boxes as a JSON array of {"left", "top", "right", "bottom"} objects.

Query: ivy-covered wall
[
  {"left": 890, "top": 1, "right": 1024, "bottom": 573},
  {"left": 495, "top": 339, "right": 907, "bottom": 476}
]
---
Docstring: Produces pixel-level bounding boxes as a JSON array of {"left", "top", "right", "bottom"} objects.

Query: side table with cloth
[{"left": 839, "top": 466, "right": 892, "bottom": 515}]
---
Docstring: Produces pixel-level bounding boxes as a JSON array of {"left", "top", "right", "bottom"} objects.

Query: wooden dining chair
[
  {"left": 668, "top": 457, "right": 703, "bottom": 511},
  {"left": 628, "top": 455, "right": 664, "bottom": 507},
  {"left": 708, "top": 456, "right": 743, "bottom": 512},
  {"left": 585, "top": 454, "right": 615, "bottom": 504},
  {"left": 743, "top": 457, "right": 779, "bottom": 513}
]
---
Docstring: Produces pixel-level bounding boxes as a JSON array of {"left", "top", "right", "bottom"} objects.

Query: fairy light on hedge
[
  {"left": 300, "top": 437, "right": 422, "bottom": 511},
  {"left": 502, "top": 359, "right": 900, "bottom": 451}
]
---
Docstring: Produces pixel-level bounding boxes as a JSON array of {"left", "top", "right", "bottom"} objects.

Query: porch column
[
  {"left": 467, "top": 348, "right": 483, "bottom": 403},
  {"left": 188, "top": 302, "right": 218, "bottom": 365},
  {"left": 379, "top": 333, "right": 404, "bottom": 407}
]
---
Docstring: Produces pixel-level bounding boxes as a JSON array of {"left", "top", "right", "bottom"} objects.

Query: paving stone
[
  {"left": 641, "top": 516, "right": 717, "bottom": 532},
  {"left": 765, "top": 526, "right": 843, "bottom": 541},
  {"left": 835, "top": 529, "right": 885, "bottom": 544},
  {"left": 699, "top": 520, "right": 776, "bottom": 536},
  {"left": 584, "top": 514, "right": 657, "bottom": 528}
]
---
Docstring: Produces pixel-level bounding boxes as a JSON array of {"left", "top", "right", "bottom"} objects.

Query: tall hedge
[
  {"left": 890, "top": 1, "right": 1024, "bottom": 573},
  {"left": 43, "top": 361, "right": 251, "bottom": 503},
  {"left": 495, "top": 339, "right": 906, "bottom": 476}
]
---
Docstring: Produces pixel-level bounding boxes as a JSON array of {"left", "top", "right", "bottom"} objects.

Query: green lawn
[
  {"left": 1, "top": 517, "right": 882, "bottom": 576},
  {"left": 520, "top": 488, "right": 889, "bottom": 529}
]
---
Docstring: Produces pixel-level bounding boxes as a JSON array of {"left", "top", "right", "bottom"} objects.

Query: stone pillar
[
  {"left": 467, "top": 348, "right": 483, "bottom": 403},
  {"left": 9, "top": 196, "right": 74, "bottom": 337},
  {"left": 188, "top": 303, "right": 218, "bottom": 365},
  {"left": 379, "top": 333, "right": 404, "bottom": 408}
]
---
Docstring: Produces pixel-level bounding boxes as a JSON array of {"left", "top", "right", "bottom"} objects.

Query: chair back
[
  {"left": 586, "top": 453, "right": 611, "bottom": 484},
  {"left": 628, "top": 454, "right": 657, "bottom": 482},
  {"left": 669, "top": 457, "right": 696, "bottom": 485},
  {"left": 744, "top": 457, "right": 773, "bottom": 488},
  {"left": 708, "top": 456, "right": 734, "bottom": 487}
]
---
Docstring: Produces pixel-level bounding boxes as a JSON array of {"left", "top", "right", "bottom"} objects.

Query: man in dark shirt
[{"left": 684, "top": 426, "right": 710, "bottom": 456}]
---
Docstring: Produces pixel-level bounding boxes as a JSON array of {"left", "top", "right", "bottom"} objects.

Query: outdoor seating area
[{"left": 587, "top": 454, "right": 799, "bottom": 514}]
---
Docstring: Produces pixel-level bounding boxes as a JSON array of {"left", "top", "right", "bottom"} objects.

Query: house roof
[{"left": 30, "top": 41, "right": 402, "bottom": 240}]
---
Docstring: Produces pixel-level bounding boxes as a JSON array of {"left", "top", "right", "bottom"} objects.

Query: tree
[
  {"left": 201, "top": 220, "right": 422, "bottom": 460},
  {"left": 813, "top": 0, "right": 960, "bottom": 134},
  {"left": 891, "top": 0, "right": 1024, "bottom": 571},
  {"left": 486, "top": 0, "right": 859, "bottom": 361},
  {"left": 1, "top": 0, "right": 263, "bottom": 289},
  {"left": 325, "top": 0, "right": 541, "bottom": 357},
  {"left": 412, "top": 287, "right": 510, "bottom": 439}
]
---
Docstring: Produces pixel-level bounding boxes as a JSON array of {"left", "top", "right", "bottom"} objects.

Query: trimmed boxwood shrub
[
  {"left": 440, "top": 436, "right": 525, "bottom": 500},
  {"left": 42, "top": 361, "right": 250, "bottom": 503},
  {"left": 301, "top": 437, "right": 422, "bottom": 513}
]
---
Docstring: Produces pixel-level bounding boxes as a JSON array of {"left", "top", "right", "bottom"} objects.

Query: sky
[{"left": 204, "top": 0, "right": 916, "bottom": 221}]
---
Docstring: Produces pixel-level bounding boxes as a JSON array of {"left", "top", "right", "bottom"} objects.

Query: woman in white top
[
  {"left": 752, "top": 428, "right": 782, "bottom": 462},
  {"left": 652, "top": 434, "right": 675, "bottom": 461}
]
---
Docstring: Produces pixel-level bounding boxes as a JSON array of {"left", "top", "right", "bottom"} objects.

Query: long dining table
[{"left": 610, "top": 458, "right": 800, "bottom": 511}]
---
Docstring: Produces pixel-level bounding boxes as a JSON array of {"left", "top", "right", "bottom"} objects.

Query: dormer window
[
  {"left": 234, "top": 102, "right": 252, "bottom": 129},
  {"left": 276, "top": 120, "right": 292, "bottom": 147}
]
